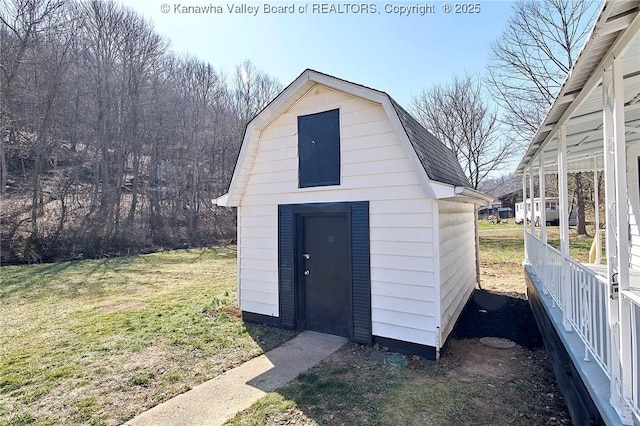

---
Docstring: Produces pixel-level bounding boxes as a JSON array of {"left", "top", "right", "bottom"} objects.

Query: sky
[{"left": 119, "top": 0, "right": 516, "bottom": 107}]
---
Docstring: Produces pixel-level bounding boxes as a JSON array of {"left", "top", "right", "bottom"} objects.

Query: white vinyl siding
[
  {"left": 370, "top": 198, "right": 437, "bottom": 346},
  {"left": 438, "top": 200, "right": 477, "bottom": 342},
  {"left": 628, "top": 143, "right": 640, "bottom": 270},
  {"left": 238, "top": 83, "right": 438, "bottom": 346}
]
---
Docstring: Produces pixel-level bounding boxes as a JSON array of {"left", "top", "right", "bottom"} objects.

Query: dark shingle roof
[{"left": 388, "top": 98, "right": 470, "bottom": 188}]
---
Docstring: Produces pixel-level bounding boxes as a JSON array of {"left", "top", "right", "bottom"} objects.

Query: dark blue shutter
[
  {"left": 351, "top": 201, "right": 371, "bottom": 344},
  {"left": 278, "top": 205, "right": 295, "bottom": 328},
  {"left": 298, "top": 109, "right": 340, "bottom": 188}
]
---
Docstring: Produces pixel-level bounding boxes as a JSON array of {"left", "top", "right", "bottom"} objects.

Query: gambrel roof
[
  {"left": 220, "top": 69, "right": 490, "bottom": 207},
  {"left": 388, "top": 98, "right": 470, "bottom": 188}
]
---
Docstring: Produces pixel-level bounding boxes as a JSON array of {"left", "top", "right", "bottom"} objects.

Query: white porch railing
[
  {"left": 526, "top": 232, "right": 562, "bottom": 308},
  {"left": 566, "top": 257, "right": 610, "bottom": 375},
  {"left": 525, "top": 231, "right": 609, "bottom": 374},
  {"left": 525, "top": 230, "right": 640, "bottom": 424},
  {"left": 621, "top": 290, "right": 640, "bottom": 421}
]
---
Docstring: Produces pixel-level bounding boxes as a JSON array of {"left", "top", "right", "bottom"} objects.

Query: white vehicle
[{"left": 515, "top": 197, "right": 560, "bottom": 225}]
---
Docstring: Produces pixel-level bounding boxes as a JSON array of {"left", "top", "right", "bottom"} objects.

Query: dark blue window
[{"left": 297, "top": 109, "right": 340, "bottom": 188}]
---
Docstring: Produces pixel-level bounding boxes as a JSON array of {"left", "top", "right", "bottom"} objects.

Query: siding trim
[
  {"left": 278, "top": 205, "right": 295, "bottom": 328},
  {"left": 237, "top": 206, "right": 242, "bottom": 307},
  {"left": 433, "top": 200, "right": 442, "bottom": 352},
  {"left": 351, "top": 201, "right": 372, "bottom": 344}
]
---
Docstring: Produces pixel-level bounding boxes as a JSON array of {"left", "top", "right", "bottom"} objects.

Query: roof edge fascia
[{"left": 430, "top": 182, "right": 493, "bottom": 204}]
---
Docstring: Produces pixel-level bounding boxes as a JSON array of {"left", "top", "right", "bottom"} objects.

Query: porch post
[
  {"left": 613, "top": 55, "right": 632, "bottom": 421},
  {"left": 539, "top": 161, "right": 547, "bottom": 243},
  {"left": 558, "top": 124, "right": 571, "bottom": 332},
  {"left": 539, "top": 161, "right": 549, "bottom": 297},
  {"left": 529, "top": 165, "right": 536, "bottom": 235},
  {"left": 603, "top": 62, "right": 632, "bottom": 423},
  {"left": 612, "top": 58, "right": 630, "bottom": 302},
  {"left": 523, "top": 173, "right": 528, "bottom": 262},
  {"left": 594, "top": 157, "right": 601, "bottom": 264}
]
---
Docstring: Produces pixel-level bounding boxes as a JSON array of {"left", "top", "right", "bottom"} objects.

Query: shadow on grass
[
  {"left": 451, "top": 289, "right": 543, "bottom": 350},
  {"left": 229, "top": 344, "right": 410, "bottom": 426},
  {"left": 228, "top": 289, "right": 552, "bottom": 425},
  {"left": 0, "top": 258, "right": 113, "bottom": 300},
  {"left": 1, "top": 261, "right": 81, "bottom": 296},
  {"left": 244, "top": 322, "right": 298, "bottom": 354},
  {"left": 480, "top": 237, "right": 525, "bottom": 251}
]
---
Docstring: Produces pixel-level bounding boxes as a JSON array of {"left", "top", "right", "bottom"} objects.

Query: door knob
[
  {"left": 303, "top": 254, "right": 310, "bottom": 259},
  {"left": 304, "top": 270, "right": 310, "bottom": 276}
]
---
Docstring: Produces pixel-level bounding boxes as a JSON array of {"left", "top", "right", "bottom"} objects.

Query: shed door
[{"left": 301, "top": 214, "right": 351, "bottom": 337}]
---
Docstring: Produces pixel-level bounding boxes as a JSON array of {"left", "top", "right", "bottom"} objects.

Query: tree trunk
[
  {"left": 575, "top": 172, "right": 587, "bottom": 235},
  {"left": 30, "top": 150, "right": 41, "bottom": 239},
  {"left": 0, "top": 138, "right": 7, "bottom": 196}
]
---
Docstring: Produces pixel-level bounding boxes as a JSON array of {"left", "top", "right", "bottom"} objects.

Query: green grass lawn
[
  {"left": 478, "top": 219, "right": 594, "bottom": 263},
  {"left": 1, "top": 227, "right": 590, "bottom": 426},
  {"left": 0, "top": 247, "right": 294, "bottom": 426}
]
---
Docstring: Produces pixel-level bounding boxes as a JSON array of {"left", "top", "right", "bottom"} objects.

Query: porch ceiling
[{"left": 516, "top": 1, "right": 640, "bottom": 175}]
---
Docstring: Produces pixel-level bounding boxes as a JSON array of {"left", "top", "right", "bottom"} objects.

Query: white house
[
  {"left": 217, "top": 69, "right": 491, "bottom": 359},
  {"left": 516, "top": 1, "right": 639, "bottom": 424}
]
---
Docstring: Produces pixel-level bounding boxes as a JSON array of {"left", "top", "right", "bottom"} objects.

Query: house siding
[
  {"left": 438, "top": 200, "right": 477, "bottom": 342},
  {"left": 238, "top": 83, "right": 439, "bottom": 347},
  {"left": 628, "top": 143, "right": 640, "bottom": 270}
]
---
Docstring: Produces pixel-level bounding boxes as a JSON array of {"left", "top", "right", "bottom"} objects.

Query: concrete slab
[{"left": 125, "top": 331, "right": 347, "bottom": 426}]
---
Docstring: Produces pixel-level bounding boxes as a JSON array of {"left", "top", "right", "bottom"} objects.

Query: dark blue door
[{"left": 301, "top": 214, "right": 351, "bottom": 337}]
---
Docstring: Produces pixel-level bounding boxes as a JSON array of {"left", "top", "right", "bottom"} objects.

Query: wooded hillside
[{"left": 1, "top": 0, "right": 281, "bottom": 263}]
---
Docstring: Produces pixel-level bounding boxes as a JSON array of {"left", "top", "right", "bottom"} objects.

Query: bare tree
[
  {"left": 117, "top": 8, "right": 166, "bottom": 231},
  {"left": 0, "top": 0, "right": 66, "bottom": 196},
  {"left": 486, "top": 0, "right": 598, "bottom": 144},
  {"left": 0, "top": 1, "right": 281, "bottom": 263},
  {"left": 574, "top": 172, "right": 586, "bottom": 235},
  {"left": 0, "top": 0, "right": 75, "bottom": 245},
  {"left": 487, "top": 0, "right": 598, "bottom": 235},
  {"left": 232, "top": 60, "right": 281, "bottom": 125},
  {"left": 412, "top": 74, "right": 513, "bottom": 189}
]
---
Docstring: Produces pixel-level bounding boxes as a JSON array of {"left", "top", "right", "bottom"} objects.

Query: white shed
[{"left": 218, "top": 69, "right": 491, "bottom": 359}]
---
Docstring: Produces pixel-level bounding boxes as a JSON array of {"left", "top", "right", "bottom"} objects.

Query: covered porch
[{"left": 515, "top": 1, "right": 640, "bottom": 424}]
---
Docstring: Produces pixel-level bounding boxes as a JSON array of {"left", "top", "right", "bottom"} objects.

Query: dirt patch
[
  {"left": 100, "top": 301, "right": 147, "bottom": 313},
  {"left": 446, "top": 339, "right": 522, "bottom": 380},
  {"left": 441, "top": 338, "right": 569, "bottom": 425},
  {"left": 229, "top": 285, "right": 571, "bottom": 425},
  {"left": 235, "top": 334, "right": 571, "bottom": 426},
  {"left": 452, "top": 289, "right": 543, "bottom": 350},
  {"left": 203, "top": 304, "right": 242, "bottom": 319},
  {"left": 480, "top": 263, "right": 526, "bottom": 297}
]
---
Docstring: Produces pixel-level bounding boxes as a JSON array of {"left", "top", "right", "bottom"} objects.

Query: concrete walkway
[{"left": 125, "top": 331, "right": 348, "bottom": 426}]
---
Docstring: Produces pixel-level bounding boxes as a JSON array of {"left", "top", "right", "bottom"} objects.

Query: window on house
[{"left": 297, "top": 109, "right": 340, "bottom": 188}]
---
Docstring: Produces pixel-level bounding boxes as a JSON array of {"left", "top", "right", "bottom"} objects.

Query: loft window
[{"left": 297, "top": 109, "right": 340, "bottom": 188}]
